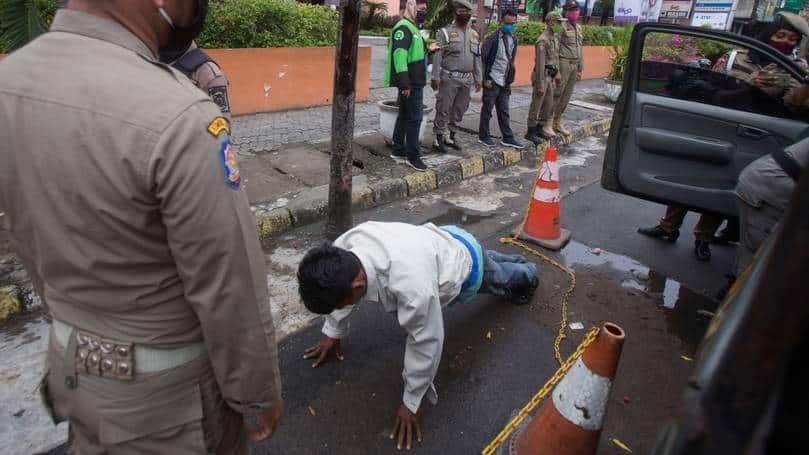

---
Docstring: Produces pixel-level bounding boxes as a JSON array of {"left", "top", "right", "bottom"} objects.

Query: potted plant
[{"left": 605, "top": 23, "right": 631, "bottom": 103}]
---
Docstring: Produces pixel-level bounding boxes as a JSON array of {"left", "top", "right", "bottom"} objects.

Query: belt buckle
[{"left": 76, "top": 331, "right": 134, "bottom": 381}]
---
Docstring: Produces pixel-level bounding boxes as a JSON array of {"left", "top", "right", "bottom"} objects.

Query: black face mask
[
  {"left": 416, "top": 10, "right": 427, "bottom": 24},
  {"left": 456, "top": 14, "right": 471, "bottom": 25},
  {"left": 158, "top": 0, "right": 209, "bottom": 59}
]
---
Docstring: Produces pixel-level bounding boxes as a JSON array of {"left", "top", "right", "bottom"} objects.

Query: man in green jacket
[{"left": 385, "top": 0, "right": 429, "bottom": 171}]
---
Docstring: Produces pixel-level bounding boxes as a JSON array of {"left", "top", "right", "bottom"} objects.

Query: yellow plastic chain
[
  {"left": 481, "top": 147, "right": 593, "bottom": 455},
  {"left": 480, "top": 327, "right": 599, "bottom": 455}
]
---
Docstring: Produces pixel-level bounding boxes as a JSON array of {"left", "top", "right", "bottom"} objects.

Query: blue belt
[{"left": 442, "top": 228, "right": 479, "bottom": 290}]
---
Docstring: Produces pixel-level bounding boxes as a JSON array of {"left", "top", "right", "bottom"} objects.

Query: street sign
[
  {"left": 691, "top": 0, "right": 734, "bottom": 29},
  {"left": 660, "top": 0, "right": 693, "bottom": 19}
]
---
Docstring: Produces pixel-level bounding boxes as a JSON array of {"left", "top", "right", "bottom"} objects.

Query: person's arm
[
  {"left": 473, "top": 34, "right": 483, "bottom": 86},
  {"left": 149, "top": 104, "right": 282, "bottom": 418},
  {"left": 196, "top": 62, "right": 232, "bottom": 123},
  {"left": 322, "top": 305, "right": 357, "bottom": 339},
  {"left": 535, "top": 41, "right": 547, "bottom": 90},
  {"left": 392, "top": 26, "right": 414, "bottom": 90},
  {"left": 432, "top": 28, "right": 447, "bottom": 83}
]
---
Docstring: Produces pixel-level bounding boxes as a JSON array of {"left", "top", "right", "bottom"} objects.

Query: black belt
[{"left": 770, "top": 149, "right": 803, "bottom": 181}]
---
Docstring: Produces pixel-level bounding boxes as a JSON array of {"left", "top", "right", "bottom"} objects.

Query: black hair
[
  {"left": 502, "top": 8, "right": 518, "bottom": 19},
  {"left": 297, "top": 244, "right": 362, "bottom": 315},
  {"left": 750, "top": 17, "right": 800, "bottom": 65}
]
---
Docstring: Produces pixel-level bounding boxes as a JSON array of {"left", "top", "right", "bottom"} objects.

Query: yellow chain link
[
  {"left": 480, "top": 327, "right": 599, "bottom": 455},
  {"left": 480, "top": 147, "right": 593, "bottom": 455}
]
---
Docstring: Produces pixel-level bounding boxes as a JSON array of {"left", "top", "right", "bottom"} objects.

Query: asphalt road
[{"left": 249, "top": 134, "right": 730, "bottom": 455}]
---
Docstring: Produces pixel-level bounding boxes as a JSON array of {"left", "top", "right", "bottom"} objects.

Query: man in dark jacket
[{"left": 479, "top": 9, "right": 524, "bottom": 149}]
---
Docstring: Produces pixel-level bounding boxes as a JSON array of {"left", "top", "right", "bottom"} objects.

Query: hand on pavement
[
  {"left": 248, "top": 400, "right": 284, "bottom": 442},
  {"left": 303, "top": 335, "right": 343, "bottom": 368},
  {"left": 389, "top": 403, "right": 422, "bottom": 450}
]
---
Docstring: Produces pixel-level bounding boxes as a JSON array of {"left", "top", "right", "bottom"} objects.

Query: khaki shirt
[
  {"left": 714, "top": 49, "right": 809, "bottom": 110},
  {"left": 177, "top": 42, "right": 232, "bottom": 122},
  {"left": 533, "top": 29, "right": 559, "bottom": 87},
  {"left": 0, "top": 10, "right": 280, "bottom": 413},
  {"left": 558, "top": 21, "right": 583, "bottom": 72},
  {"left": 432, "top": 23, "right": 483, "bottom": 83},
  {"left": 320, "top": 222, "right": 472, "bottom": 413}
]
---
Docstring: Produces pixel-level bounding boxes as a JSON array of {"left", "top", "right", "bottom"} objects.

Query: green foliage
[
  {"left": 485, "top": 20, "right": 627, "bottom": 46},
  {"left": 608, "top": 23, "right": 632, "bottom": 81},
  {"left": 425, "top": 0, "right": 456, "bottom": 35},
  {"left": 197, "top": 0, "right": 338, "bottom": 48},
  {"left": 694, "top": 37, "right": 732, "bottom": 65},
  {"left": 0, "top": 0, "right": 57, "bottom": 53},
  {"left": 361, "top": 0, "right": 389, "bottom": 30}
]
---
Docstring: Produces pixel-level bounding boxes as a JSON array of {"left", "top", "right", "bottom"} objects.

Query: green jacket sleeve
[{"left": 392, "top": 25, "right": 413, "bottom": 89}]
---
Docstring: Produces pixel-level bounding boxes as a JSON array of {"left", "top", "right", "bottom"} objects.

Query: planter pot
[
  {"left": 377, "top": 100, "right": 434, "bottom": 145},
  {"left": 604, "top": 78, "right": 622, "bottom": 103}
]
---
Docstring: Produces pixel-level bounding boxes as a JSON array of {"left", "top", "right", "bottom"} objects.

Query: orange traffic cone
[
  {"left": 518, "top": 146, "right": 571, "bottom": 250},
  {"left": 511, "top": 323, "right": 626, "bottom": 455}
]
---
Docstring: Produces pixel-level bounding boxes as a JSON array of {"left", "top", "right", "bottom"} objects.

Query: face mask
[
  {"left": 770, "top": 39, "right": 795, "bottom": 55},
  {"left": 456, "top": 14, "right": 471, "bottom": 25},
  {"left": 566, "top": 10, "right": 580, "bottom": 22},
  {"left": 416, "top": 10, "right": 427, "bottom": 24},
  {"left": 551, "top": 24, "right": 562, "bottom": 34},
  {"left": 502, "top": 24, "right": 515, "bottom": 34},
  {"left": 158, "top": 1, "right": 209, "bottom": 58}
]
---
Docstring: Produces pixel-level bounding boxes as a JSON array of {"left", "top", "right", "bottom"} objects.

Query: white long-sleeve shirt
[{"left": 322, "top": 221, "right": 473, "bottom": 413}]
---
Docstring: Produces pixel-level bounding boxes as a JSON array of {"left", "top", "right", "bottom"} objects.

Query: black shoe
[
  {"left": 447, "top": 132, "right": 462, "bottom": 150},
  {"left": 501, "top": 137, "right": 525, "bottom": 149},
  {"left": 390, "top": 152, "right": 407, "bottom": 162},
  {"left": 510, "top": 277, "right": 539, "bottom": 306},
  {"left": 479, "top": 137, "right": 497, "bottom": 147},
  {"left": 694, "top": 240, "right": 711, "bottom": 262},
  {"left": 407, "top": 156, "right": 428, "bottom": 172},
  {"left": 432, "top": 135, "right": 449, "bottom": 154},
  {"left": 637, "top": 225, "right": 680, "bottom": 243}
]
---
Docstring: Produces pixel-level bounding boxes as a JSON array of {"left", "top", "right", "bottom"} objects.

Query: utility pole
[
  {"left": 326, "top": 0, "right": 361, "bottom": 240},
  {"left": 476, "top": 0, "right": 488, "bottom": 38}
]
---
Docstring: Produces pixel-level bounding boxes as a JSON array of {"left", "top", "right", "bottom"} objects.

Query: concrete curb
[{"left": 254, "top": 118, "right": 611, "bottom": 240}]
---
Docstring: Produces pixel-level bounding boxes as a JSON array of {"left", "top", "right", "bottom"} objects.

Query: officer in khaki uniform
[
  {"left": 431, "top": 0, "right": 482, "bottom": 153},
  {"left": 161, "top": 40, "right": 233, "bottom": 122},
  {"left": 553, "top": 0, "right": 583, "bottom": 136},
  {"left": 526, "top": 10, "right": 563, "bottom": 144},
  {"left": 0, "top": 2, "right": 283, "bottom": 453}
]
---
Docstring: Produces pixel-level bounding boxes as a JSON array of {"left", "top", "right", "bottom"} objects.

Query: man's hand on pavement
[
  {"left": 303, "top": 335, "right": 343, "bottom": 368},
  {"left": 389, "top": 403, "right": 422, "bottom": 450},
  {"left": 248, "top": 400, "right": 284, "bottom": 442},
  {"left": 431, "top": 80, "right": 440, "bottom": 91}
]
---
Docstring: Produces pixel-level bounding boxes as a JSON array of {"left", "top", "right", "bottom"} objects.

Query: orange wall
[
  {"left": 512, "top": 45, "right": 611, "bottom": 86},
  {"left": 206, "top": 47, "right": 371, "bottom": 115}
]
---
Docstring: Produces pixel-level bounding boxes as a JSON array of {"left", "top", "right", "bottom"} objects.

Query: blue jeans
[
  {"left": 392, "top": 87, "right": 424, "bottom": 160},
  {"left": 479, "top": 250, "right": 538, "bottom": 297}
]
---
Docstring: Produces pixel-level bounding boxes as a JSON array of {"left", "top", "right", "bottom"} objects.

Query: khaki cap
[
  {"left": 777, "top": 12, "right": 809, "bottom": 36},
  {"left": 454, "top": 0, "right": 475, "bottom": 10}
]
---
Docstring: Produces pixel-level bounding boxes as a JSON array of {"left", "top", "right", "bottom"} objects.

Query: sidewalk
[{"left": 233, "top": 77, "right": 613, "bottom": 237}]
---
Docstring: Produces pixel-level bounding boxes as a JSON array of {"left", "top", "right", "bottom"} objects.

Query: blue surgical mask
[{"left": 502, "top": 24, "right": 515, "bottom": 34}]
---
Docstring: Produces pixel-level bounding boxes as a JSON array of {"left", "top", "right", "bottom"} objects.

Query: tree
[{"left": 0, "top": 0, "right": 57, "bottom": 53}]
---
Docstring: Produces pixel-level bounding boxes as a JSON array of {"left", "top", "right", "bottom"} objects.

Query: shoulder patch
[
  {"left": 208, "top": 86, "right": 231, "bottom": 113},
  {"left": 207, "top": 116, "right": 230, "bottom": 138},
  {"left": 394, "top": 29, "right": 405, "bottom": 41},
  {"left": 220, "top": 138, "right": 241, "bottom": 190}
]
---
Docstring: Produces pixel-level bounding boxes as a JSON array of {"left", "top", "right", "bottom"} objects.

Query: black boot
[
  {"left": 432, "top": 135, "right": 449, "bottom": 154},
  {"left": 525, "top": 126, "right": 539, "bottom": 144},
  {"left": 447, "top": 131, "right": 462, "bottom": 151},
  {"left": 694, "top": 239, "right": 711, "bottom": 262},
  {"left": 637, "top": 225, "right": 680, "bottom": 243},
  {"left": 713, "top": 219, "right": 740, "bottom": 244}
]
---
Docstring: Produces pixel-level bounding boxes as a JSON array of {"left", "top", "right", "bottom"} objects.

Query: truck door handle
[{"left": 737, "top": 125, "right": 769, "bottom": 140}]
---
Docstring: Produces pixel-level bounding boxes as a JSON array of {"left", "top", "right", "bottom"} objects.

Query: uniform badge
[
  {"left": 450, "top": 32, "right": 459, "bottom": 38},
  {"left": 208, "top": 86, "right": 231, "bottom": 113},
  {"left": 219, "top": 139, "right": 241, "bottom": 189},
  {"left": 394, "top": 29, "right": 405, "bottom": 41},
  {"left": 207, "top": 116, "right": 230, "bottom": 138}
]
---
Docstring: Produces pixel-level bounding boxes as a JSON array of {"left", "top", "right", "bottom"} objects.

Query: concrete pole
[{"left": 326, "top": 0, "right": 361, "bottom": 240}]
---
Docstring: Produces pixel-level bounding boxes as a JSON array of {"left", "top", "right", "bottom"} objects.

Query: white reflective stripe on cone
[
  {"left": 551, "top": 357, "right": 611, "bottom": 431},
  {"left": 534, "top": 187, "right": 560, "bottom": 203},
  {"left": 539, "top": 160, "right": 560, "bottom": 182}
]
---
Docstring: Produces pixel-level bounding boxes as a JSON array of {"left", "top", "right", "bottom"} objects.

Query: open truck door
[{"left": 602, "top": 23, "right": 809, "bottom": 216}]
